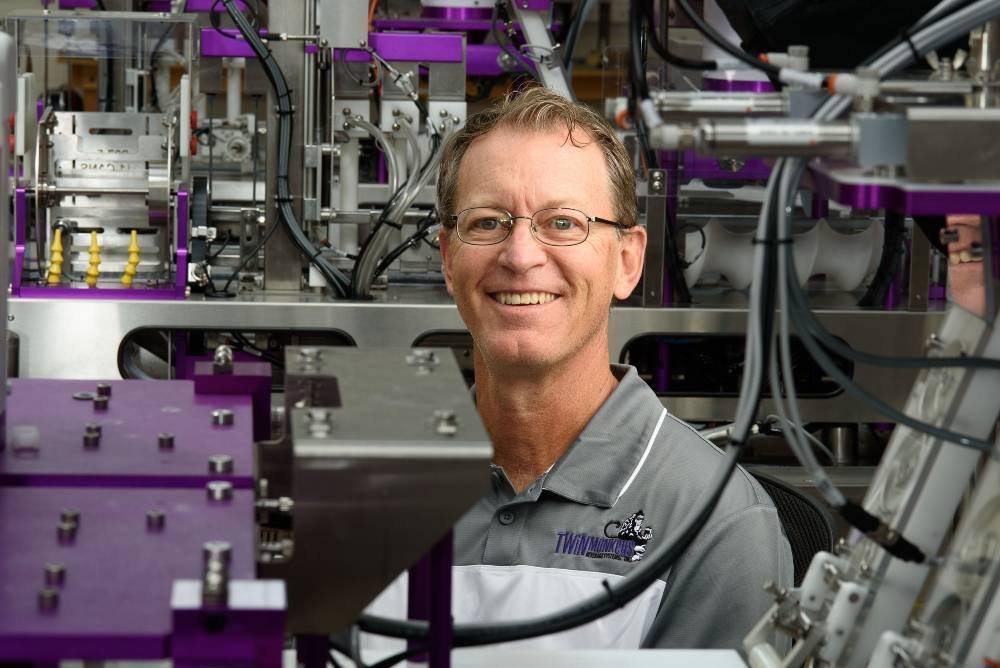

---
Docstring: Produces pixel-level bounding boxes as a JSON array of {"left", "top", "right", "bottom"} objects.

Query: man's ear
[
  {"left": 614, "top": 225, "right": 647, "bottom": 300},
  {"left": 439, "top": 228, "right": 456, "bottom": 296}
]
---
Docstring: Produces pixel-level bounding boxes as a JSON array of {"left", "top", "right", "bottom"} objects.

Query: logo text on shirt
[{"left": 554, "top": 510, "right": 654, "bottom": 563}]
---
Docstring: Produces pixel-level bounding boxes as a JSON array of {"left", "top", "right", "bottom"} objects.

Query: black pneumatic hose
[{"left": 221, "top": 0, "right": 350, "bottom": 296}]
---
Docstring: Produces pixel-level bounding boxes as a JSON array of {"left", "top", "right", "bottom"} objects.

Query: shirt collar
[{"left": 540, "top": 364, "right": 665, "bottom": 509}]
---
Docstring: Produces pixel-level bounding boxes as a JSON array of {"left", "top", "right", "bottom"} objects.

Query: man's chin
[{"left": 477, "top": 340, "right": 566, "bottom": 375}]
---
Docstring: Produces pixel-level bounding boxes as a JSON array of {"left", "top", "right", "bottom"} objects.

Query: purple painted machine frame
[
  {"left": 811, "top": 162, "right": 1000, "bottom": 216},
  {"left": 13, "top": 188, "right": 188, "bottom": 300}
]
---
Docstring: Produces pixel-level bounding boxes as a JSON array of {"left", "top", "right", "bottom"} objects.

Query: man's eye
[
  {"left": 546, "top": 217, "right": 578, "bottom": 231},
  {"left": 474, "top": 218, "right": 500, "bottom": 231}
]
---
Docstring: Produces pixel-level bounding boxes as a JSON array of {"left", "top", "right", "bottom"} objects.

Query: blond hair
[{"left": 437, "top": 86, "right": 637, "bottom": 230}]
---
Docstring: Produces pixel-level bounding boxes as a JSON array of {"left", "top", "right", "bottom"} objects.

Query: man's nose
[{"left": 497, "top": 218, "right": 547, "bottom": 273}]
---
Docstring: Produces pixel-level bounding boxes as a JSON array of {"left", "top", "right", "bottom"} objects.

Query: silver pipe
[
  {"left": 652, "top": 91, "right": 788, "bottom": 118},
  {"left": 346, "top": 115, "right": 402, "bottom": 194}
]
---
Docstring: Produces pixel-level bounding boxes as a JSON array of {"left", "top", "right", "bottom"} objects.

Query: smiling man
[{"left": 368, "top": 86, "right": 792, "bottom": 650}]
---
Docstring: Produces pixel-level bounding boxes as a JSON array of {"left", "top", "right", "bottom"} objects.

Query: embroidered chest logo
[{"left": 553, "top": 510, "right": 654, "bottom": 563}]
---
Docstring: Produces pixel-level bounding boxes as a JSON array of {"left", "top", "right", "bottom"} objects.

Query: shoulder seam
[{"left": 658, "top": 411, "right": 766, "bottom": 506}]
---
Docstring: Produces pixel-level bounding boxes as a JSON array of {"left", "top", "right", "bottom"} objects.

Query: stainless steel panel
[
  {"left": 264, "top": 1, "right": 307, "bottom": 290},
  {"left": 280, "top": 346, "right": 491, "bottom": 633},
  {"left": 317, "top": 0, "right": 368, "bottom": 50},
  {"left": 7, "top": 288, "right": 945, "bottom": 423},
  {"left": 905, "top": 107, "right": 1000, "bottom": 181}
]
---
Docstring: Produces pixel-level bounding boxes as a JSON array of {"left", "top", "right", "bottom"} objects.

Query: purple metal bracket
[
  {"left": 811, "top": 162, "right": 1000, "bottom": 216},
  {"left": 680, "top": 151, "right": 771, "bottom": 183},
  {"left": 0, "top": 379, "right": 254, "bottom": 489},
  {"left": 429, "top": 531, "right": 454, "bottom": 668},
  {"left": 176, "top": 189, "right": 189, "bottom": 299},
  {"left": 171, "top": 580, "right": 285, "bottom": 668},
  {"left": 185, "top": 0, "right": 247, "bottom": 11},
  {"left": 0, "top": 486, "right": 255, "bottom": 660},
  {"left": 200, "top": 28, "right": 258, "bottom": 58},
  {"left": 703, "top": 75, "right": 775, "bottom": 93},
  {"left": 421, "top": 7, "right": 492, "bottom": 20},
  {"left": 193, "top": 360, "right": 273, "bottom": 443},
  {"left": 336, "top": 32, "right": 465, "bottom": 64},
  {"left": 13, "top": 187, "right": 25, "bottom": 297},
  {"left": 12, "top": 189, "right": 188, "bottom": 300}
]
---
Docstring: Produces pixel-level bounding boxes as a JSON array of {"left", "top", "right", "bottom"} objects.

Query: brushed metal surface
[
  {"left": 7, "top": 288, "right": 944, "bottom": 423},
  {"left": 280, "top": 346, "right": 491, "bottom": 633}
]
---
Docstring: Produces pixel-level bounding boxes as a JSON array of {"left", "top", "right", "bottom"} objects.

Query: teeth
[
  {"left": 949, "top": 251, "right": 982, "bottom": 265},
  {"left": 495, "top": 292, "right": 558, "bottom": 305}
]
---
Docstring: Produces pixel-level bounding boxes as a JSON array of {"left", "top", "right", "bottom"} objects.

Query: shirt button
[{"left": 498, "top": 509, "right": 515, "bottom": 525}]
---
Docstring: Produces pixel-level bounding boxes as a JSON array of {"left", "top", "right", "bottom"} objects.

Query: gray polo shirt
[{"left": 366, "top": 364, "right": 792, "bottom": 650}]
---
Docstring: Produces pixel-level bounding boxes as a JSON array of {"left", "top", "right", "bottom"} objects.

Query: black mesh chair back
[{"left": 749, "top": 470, "right": 836, "bottom": 587}]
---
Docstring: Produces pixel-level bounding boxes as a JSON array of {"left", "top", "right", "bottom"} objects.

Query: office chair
[{"left": 750, "top": 470, "right": 837, "bottom": 587}]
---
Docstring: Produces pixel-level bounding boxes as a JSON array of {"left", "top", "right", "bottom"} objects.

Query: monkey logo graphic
[{"left": 604, "top": 510, "right": 654, "bottom": 562}]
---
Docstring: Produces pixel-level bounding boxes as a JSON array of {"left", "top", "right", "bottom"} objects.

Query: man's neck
[{"left": 474, "top": 345, "right": 619, "bottom": 494}]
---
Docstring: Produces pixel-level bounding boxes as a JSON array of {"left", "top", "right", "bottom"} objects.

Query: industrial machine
[{"left": 0, "top": 0, "right": 999, "bottom": 666}]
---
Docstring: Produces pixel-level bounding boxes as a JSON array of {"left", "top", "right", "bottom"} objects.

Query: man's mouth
[{"left": 490, "top": 291, "right": 560, "bottom": 306}]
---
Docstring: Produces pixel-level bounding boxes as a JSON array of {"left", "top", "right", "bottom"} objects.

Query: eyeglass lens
[{"left": 456, "top": 207, "right": 590, "bottom": 246}]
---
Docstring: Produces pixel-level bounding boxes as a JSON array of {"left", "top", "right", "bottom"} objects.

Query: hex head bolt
[
  {"left": 56, "top": 521, "right": 77, "bottom": 544},
  {"left": 44, "top": 564, "right": 66, "bottom": 587},
  {"left": 96, "top": 383, "right": 112, "bottom": 397},
  {"left": 146, "top": 510, "right": 166, "bottom": 532},
  {"left": 158, "top": 432, "right": 175, "bottom": 451},
  {"left": 211, "top": 409, "right": 234, "bottom": 427},
  {"left": 38, "top": 588, "right": 60, "bottom": 612},
  {"left": 93, "top": 395, "right": 109, "bottom": 411},
  {"left": 206, "top": 480, "right": 234, "bottom": 502},
  {"left": 208, "top": 455, "right": 234, "bottom": 474}
]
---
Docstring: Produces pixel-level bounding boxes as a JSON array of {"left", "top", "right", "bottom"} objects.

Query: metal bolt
[
  {"left": 939, "top": 227, "right": 960, "bottom": 244},
  {"left": 158, "top": 432, "right": 175, "bottom": 450},
  {"left": 44, "top": 563, "right": 66, "bottom": 587},
  {"left": 211, "top": 409, "right": 234, "bottom": 427},
  {"left": 208, "top": 455, "right": 234, "bottom": 474},
  {"left": 85, "top": 422, "right": 102, "bottom": 436},
  {"left": 297, "top": 347, "right": 322, "bottom": 362},
  {"left": 146, "top": 509, "right": 166, "bottom": 531},
  {"left": 56, "top": 521, "right": 77, "bottom": 544},
  {"left": 60, "top": 510, "right": 80, "bottom": 526},
  {"left": 93, "top": 395, "right": 109, "bottom": 411},
  {"left": 38, "top": 587, "right": 60, "bottom": 612},
  {"left": 213, "top": 345, "right": 234, "bottom": 375},
  {"left": 83, "top": 431, "right": 100, "bottom": 449},
  {"left": 96, "top": 383, "right": 112, "bottom": 397},
  {"left": 202, "top": 541, "right": 232, "bottom": 606},
  {"left": 307, "top": 408, "right": 330, "bottom": 423},
  {"left": 406, "top": 349, "right": 439, "bottom": 369},
  {"left": 433, "top": 409, "right": 458, "bottom": 436},
  {"left": 206, "top": 480, "right": 234, "bottom": 502}
]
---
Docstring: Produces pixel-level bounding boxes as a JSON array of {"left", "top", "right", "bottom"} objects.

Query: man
[{"left": 368, "top": 86, "right": 792, "bottom": 650}]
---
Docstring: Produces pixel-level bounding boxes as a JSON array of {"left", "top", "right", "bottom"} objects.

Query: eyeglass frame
[{"left": 443, "top": 206, "right": 629, "bottom": 247}]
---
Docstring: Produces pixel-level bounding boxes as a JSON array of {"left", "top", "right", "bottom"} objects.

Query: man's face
[{"left": 439, "top": 126, "right": 646, "bottom": 375}]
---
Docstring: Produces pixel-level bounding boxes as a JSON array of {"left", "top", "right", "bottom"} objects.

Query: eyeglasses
[{"left": 445, "top": 207, "right": 627, "bottom": 247}]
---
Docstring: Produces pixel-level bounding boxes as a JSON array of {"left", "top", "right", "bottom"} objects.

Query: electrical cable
[
  {"left": 563, "top": 0, "right": 598, "bottom": 75},
  {"left": 749, "top": 0, "right": 1000, "bottom": 567},
  {"left": 491, "top": 0, "right": 537, "bottom": 77},
  {"left": 628, "top": 1, "right": 692, "bottom": 304},
  {"left": 221, "top": 0, "right": 351, "bottom": 297},
  {"left": 673, "top": 0, "right": 780, "bottom": 78},
  {"left": 858, "top": 211, "right": 906, "bottom": 307},
  {"left": 641, "top": 0, "right": 717, "bottom": 71},
  {"left": 373, "top": 211, "right": 439, "bottom": 279}
]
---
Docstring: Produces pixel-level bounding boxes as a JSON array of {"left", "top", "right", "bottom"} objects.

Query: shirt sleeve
[{"left": 642, "top": 503, "right": 793, "bottom": 649}]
